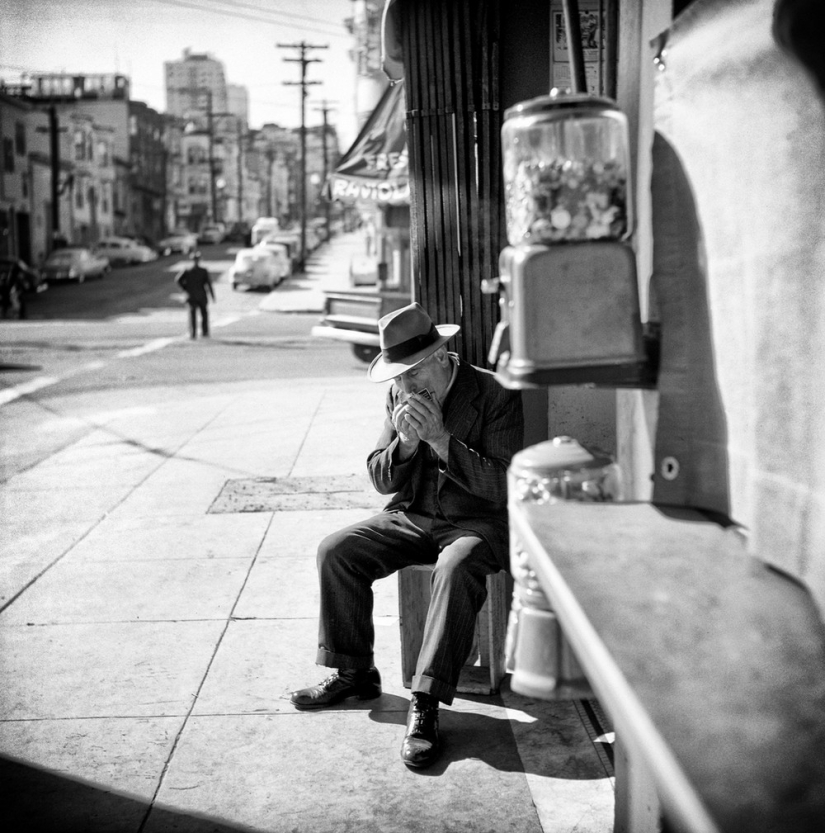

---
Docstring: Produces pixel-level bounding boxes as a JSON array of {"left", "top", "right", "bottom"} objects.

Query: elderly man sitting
[{"left": 291, "top": 302, "right": 523, "bottom": 768}]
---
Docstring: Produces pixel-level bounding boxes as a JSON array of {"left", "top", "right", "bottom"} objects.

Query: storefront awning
[
  {"left": 381, "top": 0, "right": 404, "bottom": 82},
  {"left": 327, "top": 80, "right": 409, "bottom": 206}
]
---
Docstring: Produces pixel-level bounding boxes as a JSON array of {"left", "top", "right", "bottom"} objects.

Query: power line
[
  {"left": 145, "top": 0, "right": 348, "bottom": 36},
  {"left": 199, "top": 0, "right": 346, "bottom": 31}
]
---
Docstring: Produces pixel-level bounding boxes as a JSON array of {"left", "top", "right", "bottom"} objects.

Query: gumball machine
[
  {"left": 487, "top": 88, "right": 651, "bottom": 387},
  {"left": 504, "top": 436, "right": 622, "bottom": 698}
]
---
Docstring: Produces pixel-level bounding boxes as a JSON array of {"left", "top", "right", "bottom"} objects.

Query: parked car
[
  {"left": 95, "top": 236, "right": 158, "bottom": 266},
  {"left": 0, "top": 256, "right": 46, "bottom": 319},
  {"left": 230, "top": 248, "right": 288, "bottom": 291},
  {"left": 311, "top": 289, "right": 411, "bottom": 363},
  {"left": 349, "top": 254, "right": 379, "bottom": 287},
  {"left": 40, "top": 247, "right": 110, "bottom": 283},
  {"left": 198, "top": 224, "right": 225, "bottom": 245},
  {"left": 309, "top": 217, "right": 329, "bottom": 243},
  {"left": 224, "top": 222, "right": 251, "bottom": 244},
  {"left": 263, "top": 231, "right": 302, "bottom": 268},
  {"left": 158, "top": 229, "right": 198, "bottom": 256},
  {"left": 255, "top": 239, "right": 292, "bottom": 279},
  {"left": 251, "top": 216, "right": 280, "bottom": 245},
  {"left": 0, "top": 256, "right": 46, "bottom": 294},
  {"left": 305, "top": 226, "right": 321, "bottom": 253}
]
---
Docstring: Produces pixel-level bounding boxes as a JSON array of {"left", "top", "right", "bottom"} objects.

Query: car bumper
[
  {"left": 231, "top": 273, "right": 276, "bottom": 287},
  {"left": 311, "top": 323, "right": 380, "bottom": 346}
]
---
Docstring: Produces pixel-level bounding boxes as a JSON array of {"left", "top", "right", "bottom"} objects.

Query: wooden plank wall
[{"left": 401, "top": 0, "right": 504, "bottom": 368}]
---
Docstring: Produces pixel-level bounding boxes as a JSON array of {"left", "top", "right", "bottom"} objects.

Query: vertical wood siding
[{"left": 401, "top": 0, "right": 504, "bottom": 368}]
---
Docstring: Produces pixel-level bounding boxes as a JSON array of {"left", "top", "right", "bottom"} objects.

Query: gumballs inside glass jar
[{"left": 502, "top": 89, "right": 632, "bottom": 246}]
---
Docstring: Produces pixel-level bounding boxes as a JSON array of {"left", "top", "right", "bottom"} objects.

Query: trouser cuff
[
  {"left": 315, "top": 648, "right": 375, "bottom": 670},
  {"left": 411, "top": 674, "right": 455, "bottom": 706}
]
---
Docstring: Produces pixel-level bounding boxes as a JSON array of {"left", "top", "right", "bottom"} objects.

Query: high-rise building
[
  {"left": 226, "top": 84, "right": 249, "bottom": 127},
  {"left": 164, "top": 49, "right": 228, "bottom": 118}
]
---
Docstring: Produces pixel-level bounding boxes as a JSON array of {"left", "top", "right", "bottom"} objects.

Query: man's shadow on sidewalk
[{"left": 367, "top": 692, "right": 607, "bottom": 780}]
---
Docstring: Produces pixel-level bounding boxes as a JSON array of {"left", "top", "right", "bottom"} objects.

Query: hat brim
[{"left": 367, "top": 324, "right": 460, "bottom": 382}]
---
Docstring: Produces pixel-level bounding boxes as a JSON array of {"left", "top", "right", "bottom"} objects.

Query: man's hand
[
  {"left": 400, "top": 393, "right": 450, "bottom": 462},
  {"left": 392, "top": 399, "right": 421, "bottom": 459}
]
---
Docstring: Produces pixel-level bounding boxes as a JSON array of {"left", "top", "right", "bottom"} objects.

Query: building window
[
  {"left": 76, "top": 180, "right": 85, "bottom": 208},
  {"left": 188, "top": 178, "right": 209, "bottom": 195},
  {"left": 3, "top": 138, "right": 14, "bottom": 172},
  {"left": 15, "top": 122, "right": 26, "bottom": 155},
  {"left": 74, "top": 131, "right": 85, "bottom": 161}
]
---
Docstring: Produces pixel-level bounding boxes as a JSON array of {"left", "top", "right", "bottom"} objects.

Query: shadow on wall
[
  {"left": 773, "top": 0, "right": 825, "bottom": 96},
  {"left": 649, "top": 131, "right": 730, "bottom": 518}
]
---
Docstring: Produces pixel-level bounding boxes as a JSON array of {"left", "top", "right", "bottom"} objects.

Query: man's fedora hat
[{"left": 368, "top": 302, "right": 460, "bottom": 383}]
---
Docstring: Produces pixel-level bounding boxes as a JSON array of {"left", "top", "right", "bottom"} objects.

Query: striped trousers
[{"left": 315, "top": 510, "right": 502, "bottom": 705}]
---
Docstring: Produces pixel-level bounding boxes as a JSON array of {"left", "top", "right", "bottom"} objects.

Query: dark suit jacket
[
  {"left": 367, "top": 358, "right": 524, "bottom": 564},
  {"left": 177, "top": 265, "right": 214, "bottom": 306}
]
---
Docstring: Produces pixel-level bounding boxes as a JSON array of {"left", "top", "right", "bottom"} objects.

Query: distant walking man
[{"left": 176, "top": 251, "right": 215, "bottom": 339}]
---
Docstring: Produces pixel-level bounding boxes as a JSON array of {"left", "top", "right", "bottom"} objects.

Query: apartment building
[{"left": 165, "top": 49, "right": 228, "bottom": 119}]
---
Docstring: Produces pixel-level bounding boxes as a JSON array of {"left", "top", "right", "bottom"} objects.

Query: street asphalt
[{"left": 0, "top": 230, "right": 614, "bottom": 832}]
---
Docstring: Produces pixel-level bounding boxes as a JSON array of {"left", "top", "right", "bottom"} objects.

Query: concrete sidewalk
[
  {"left": 0, "top": 236, "right": 614, "bottom": 833},
  {"left": 258, "top": 230, "right": 373, "bottom": 314}
]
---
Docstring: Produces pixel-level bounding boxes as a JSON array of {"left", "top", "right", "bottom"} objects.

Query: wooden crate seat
[{"left": 398, "top": 564, "right": 513, "bottom": 695}]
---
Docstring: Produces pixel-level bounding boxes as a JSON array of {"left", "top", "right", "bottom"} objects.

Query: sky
[{"left": 1, "top": 0, "right": 363, "bottom": 146}]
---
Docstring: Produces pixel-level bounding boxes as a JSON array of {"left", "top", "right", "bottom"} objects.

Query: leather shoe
[
  {"left": 400, "top": 692, "right": 441, "bottom": 768},
  {"left": 290, "top": 667, "right": 382, "bottom": 710}
]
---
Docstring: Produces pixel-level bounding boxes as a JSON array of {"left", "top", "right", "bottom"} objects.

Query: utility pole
[
  {"left": 278, "top": 40, "right": 327, "bottom": 269},
  {"left": 266, "top": 148, "right": 275, "bottom": 217},
  {"left": 36, "top": 105, "right": 68, "bottom": 249},
  {"left": 313, "top": 100, "right": 335, "bottom": 241},
  {"left": 48, "top": 106, "right": 61, "bottom": 241},
  {"left": 236, "top": 120, "right": 244, "bottom": 225},
  {"left": 205, "top": 89, "right": 218, "bottom": 223}
]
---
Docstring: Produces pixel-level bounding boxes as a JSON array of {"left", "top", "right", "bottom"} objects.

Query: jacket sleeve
[
  {"left": 366, "top": 386, "right": 418, "bottom": 494},
  {"left": 439, "top": 388, "right": 523, "bottom": 505}
]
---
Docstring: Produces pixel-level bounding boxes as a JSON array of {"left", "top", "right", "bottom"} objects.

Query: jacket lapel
[{"left": 443, "top": 361, "right": 480, "bottom": 442}]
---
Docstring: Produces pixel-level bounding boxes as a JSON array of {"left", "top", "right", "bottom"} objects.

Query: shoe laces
[
  {"left": 320, "top": 673, "right": 339, "bottom": 689},
  {"left": 322, "top": 668, "right": 358, "bottom": 690},
  {"left": 411, "top": 696, "right": 438, "bottom": 732}
]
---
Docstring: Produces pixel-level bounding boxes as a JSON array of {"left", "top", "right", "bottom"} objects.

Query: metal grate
[{"left": 208, "top": 476, "right": 386, "bottom": 513}]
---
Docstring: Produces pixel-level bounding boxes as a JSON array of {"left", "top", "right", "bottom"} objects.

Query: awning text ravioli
[{"left": 328, "top": 81, "right": 409, "bottom": 206}]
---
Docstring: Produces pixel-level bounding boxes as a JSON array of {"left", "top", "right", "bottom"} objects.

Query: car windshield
[
  {"left": 47, "top": 251, "right": 80, "bottom": 263},
  {"left": 236, "top": 253, "right": 268, "bottom": 268}
]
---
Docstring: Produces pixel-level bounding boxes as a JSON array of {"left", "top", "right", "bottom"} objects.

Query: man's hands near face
[
  {"left": 392, "top": 391, "right": 449, "bottom": 462},
  {"left": 402, "top": 392, "right": 447, "bottom": 444},
  {"left": 392, "top": 397, "right": 421, "bottom": 452}
]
